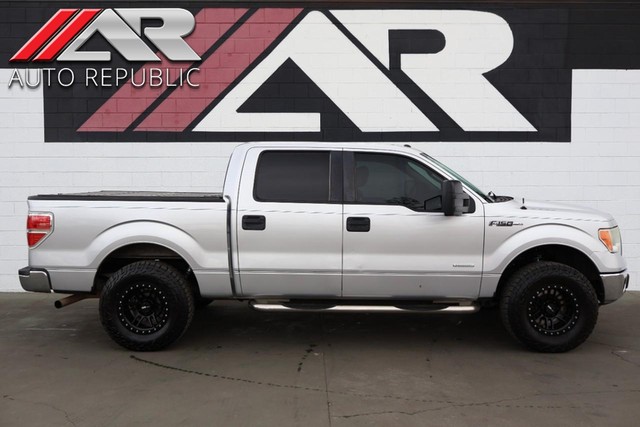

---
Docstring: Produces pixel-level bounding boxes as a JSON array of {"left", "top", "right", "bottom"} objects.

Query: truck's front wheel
[
  {"left": 500, "top": 261, "right": 599, "bottom": 353},
  {"left": 99, "top": 261, "right": 194, "bottom": 351}
]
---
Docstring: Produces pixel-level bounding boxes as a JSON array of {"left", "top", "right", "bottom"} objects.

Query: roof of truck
[{"left": 235, "top": 141, "right": 422, "bottom": 155}]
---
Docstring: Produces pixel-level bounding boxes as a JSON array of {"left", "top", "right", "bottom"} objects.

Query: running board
[{"left": 249, "top": 301, "right": 479, "bottom": 314}]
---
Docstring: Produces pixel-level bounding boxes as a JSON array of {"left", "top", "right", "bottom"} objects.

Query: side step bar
[{"left": 250, "top": 301, "right": 479, "bottom": 314}]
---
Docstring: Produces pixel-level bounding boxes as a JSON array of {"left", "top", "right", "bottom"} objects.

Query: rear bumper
[
  {"left": 600, "top": 271, "right": 629, "bottom": 304},
  {"left": 18, "top": 267, "right": 52, "bottom": 293}
]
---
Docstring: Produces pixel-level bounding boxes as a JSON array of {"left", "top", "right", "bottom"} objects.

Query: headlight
[{"left": 599, "top": 226, "right": 621, "bottom": 253}]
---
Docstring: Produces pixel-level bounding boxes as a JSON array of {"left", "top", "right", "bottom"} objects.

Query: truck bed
[{"left": 28, "top": 191, "right": 224, "bottom": 202}]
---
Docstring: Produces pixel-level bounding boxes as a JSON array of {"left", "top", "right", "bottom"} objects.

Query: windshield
[{"left": 420, "top": 153, "right": 492, "bottom": 202}]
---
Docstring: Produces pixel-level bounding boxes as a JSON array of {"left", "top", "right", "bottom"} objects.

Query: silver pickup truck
[{"left": 19, "top": 142, "right": 629, "bottom": 352}]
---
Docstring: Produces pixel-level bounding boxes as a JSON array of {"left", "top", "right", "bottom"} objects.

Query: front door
[
  {"left": 236, "top": 148, "right": 343, "bottom": 297},
  {"left": 342, "top": 150, "right": 485, "bottom": 299}
]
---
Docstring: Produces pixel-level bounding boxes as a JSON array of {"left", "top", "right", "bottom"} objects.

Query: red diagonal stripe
[
  {"left": 136, "top": 8, "right": 302, "bottom": 132},
  {"left": 34, "top": 9, "right": 101, "bottom": 62},
  {"left": 77, "top": 8, "right": 247, "bottom": 132},
  {"left": 10, "top": 9, "right": 78, "bottom": 62}
]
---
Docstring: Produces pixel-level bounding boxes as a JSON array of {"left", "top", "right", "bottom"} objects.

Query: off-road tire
[
  {"left": 500, "top": 261, "right": 599, "bottom": 353},
  {"left": 99, "top": 260, "right": 194, "bottom": 351}
]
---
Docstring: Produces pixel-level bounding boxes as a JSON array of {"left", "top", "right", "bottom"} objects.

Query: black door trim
[
  {"left": 343, "top": 151, "right": 356, "bottom": 203},
  {"left": 330, "top": 151, "right": 343, "bottom": 203}
]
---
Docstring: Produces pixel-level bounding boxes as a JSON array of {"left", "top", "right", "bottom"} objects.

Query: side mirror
[{"left": 442, "top": 180, "right": 471, "bottom": 216}]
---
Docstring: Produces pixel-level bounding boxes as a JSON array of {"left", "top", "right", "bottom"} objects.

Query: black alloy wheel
[
  {"left": 117, "top": 282, "right": 170, "bottom": 335},
  {"left": 527, "top": 284, "right": 579, "bottom": 337}
]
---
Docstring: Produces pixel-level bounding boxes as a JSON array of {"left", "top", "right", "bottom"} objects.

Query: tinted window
[
  {"left": 254, "top": 151, "right": 331, "bottom": 203},
  {"left": 354, "top": 153, "right": 443, "bottom": 211}
]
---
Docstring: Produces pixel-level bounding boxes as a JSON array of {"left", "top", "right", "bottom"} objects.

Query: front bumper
[
  {"left": 600, "top": 271, "right": 629, "bottom": 304},
  {"left": 18, "top": 267, "right": 52, "bottom": 293}
]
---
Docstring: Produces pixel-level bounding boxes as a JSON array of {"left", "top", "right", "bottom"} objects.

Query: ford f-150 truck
[{"left": 19, "top": 142, "right": 629, "bottom": 352}]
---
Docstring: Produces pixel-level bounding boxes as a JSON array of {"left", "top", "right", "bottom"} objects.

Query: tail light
[{"left": 27, "top": 212, "right": 53, "bottom": 248}]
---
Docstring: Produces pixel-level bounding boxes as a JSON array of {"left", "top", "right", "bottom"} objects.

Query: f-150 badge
[{"left": 489, "top": 221, "right": 523, "bottom": 227}]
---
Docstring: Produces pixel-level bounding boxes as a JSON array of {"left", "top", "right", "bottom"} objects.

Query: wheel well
[
  {"left": 93, "top": 243, "right": 200, "bottom": 297},
  {"left": 495, "top": 245, "right": 604, "bottom": 303}
]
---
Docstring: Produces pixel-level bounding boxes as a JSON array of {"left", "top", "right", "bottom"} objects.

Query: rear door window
[{"left": 254, "top": 151, "right": 331, "bottom": 203}]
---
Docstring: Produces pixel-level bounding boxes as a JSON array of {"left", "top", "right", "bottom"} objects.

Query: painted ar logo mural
[
  {"left": 81, "top": 9, "right": 533, "bottom": 135},
  {"left": 32, "top": 7, "right": 572, "bottom": 142}
]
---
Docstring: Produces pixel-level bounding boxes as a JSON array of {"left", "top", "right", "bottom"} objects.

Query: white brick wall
[{"left": 0, "top": 68, "right": 638, "bottom": 291}]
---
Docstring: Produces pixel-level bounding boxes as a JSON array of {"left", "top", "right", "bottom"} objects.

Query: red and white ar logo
[{"left": 10, "top": 8, "right": 200, "bottom": 62}]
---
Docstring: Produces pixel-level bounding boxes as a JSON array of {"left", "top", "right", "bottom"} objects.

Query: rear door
[
  {"left": 342, "top": 150, "right": 484, "bottom": 299},
  {"left": 235, "top": 148, "right": 343, "bottom": 297}
]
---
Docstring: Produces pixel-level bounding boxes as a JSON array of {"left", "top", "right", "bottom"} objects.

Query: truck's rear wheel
[
  {"left": 500, "top": 261, "right": 598, "bottom": 353},
  {"left": 99, "top": 260, "right": 194, "bottom": 351}
]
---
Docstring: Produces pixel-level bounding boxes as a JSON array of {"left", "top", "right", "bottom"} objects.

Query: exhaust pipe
[{"left": 54, "top": 294, "right": 96, "bottom": 309}]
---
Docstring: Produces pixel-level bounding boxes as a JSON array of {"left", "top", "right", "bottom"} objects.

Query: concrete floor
[{"left": 0, "top": 293, "right": 639, "bottom": 427}]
